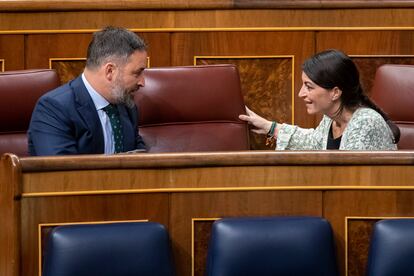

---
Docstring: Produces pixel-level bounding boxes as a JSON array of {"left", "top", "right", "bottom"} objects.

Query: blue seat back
[
  {"left": 42, "top": 222, "right": 174, "bottom": 276},
  {"left": 367, "top": 219, "right": 414, "bottom": 276},
  {"left": 206, "top": 216, "right": 338, "bottom": 276}
]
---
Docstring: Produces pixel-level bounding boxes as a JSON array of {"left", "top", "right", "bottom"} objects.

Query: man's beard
[{"left": 111, "top": 77, "right": 136, "bottom": 109}]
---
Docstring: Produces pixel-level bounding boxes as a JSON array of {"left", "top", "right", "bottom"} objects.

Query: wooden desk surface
[{"left": 1, "top": 151, "right": 414, "bottom": 276}]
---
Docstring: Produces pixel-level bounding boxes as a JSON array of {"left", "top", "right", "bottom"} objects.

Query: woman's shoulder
[
  {"left": 354, "top": 107, "right": 382, "bottom": 118},
  {"left": 352, "top": 107, "right": 385, "bottom": 125},
  {"left": 343, "top": 107, "right": 396, "bottom": 150}
]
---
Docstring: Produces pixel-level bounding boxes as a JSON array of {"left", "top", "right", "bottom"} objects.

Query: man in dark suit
[{"left": 28, "top": 26, "right": 147, "bottom": 156}]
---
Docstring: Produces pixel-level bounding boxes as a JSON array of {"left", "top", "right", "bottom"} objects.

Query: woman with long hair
[{"left": 239, "top": 49, "right": 400, "bottom": 150}]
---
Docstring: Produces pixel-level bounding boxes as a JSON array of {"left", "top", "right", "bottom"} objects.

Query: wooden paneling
[
  {"left": 21, "top": 193, "right": 169, "bottom": 275},
  {"left": 25, "top": 33, "right": 92, "bottom": 69},
  {"left": 170, "top": 191, "right": 323, "bottom": 276},
  {"left": 1, "top": 0, "right": 414, "bottom": 11},
  {"left": 316, "top": 31, "right": 414, "bottom": 55},
  {"left": 346, "top": 218, "right": 379, "bottom": 276},
  {"left": 0, "top": 155, "right": 21, "bottom": 276},
  {"left": 25, "top": 32, "right": 170, "bottom": 70},
  {"left": 1, "top": 152, "right": 414, "bottom": 276},
  {"left": 0, "top": 35, "right": 24, "bottom": 70},
  {"left": 3, "top": 9, "right": 414, "bottom": 30},
  {"left": 139, "top": 33, "right": 171, "bottom": 67},
  {"left": 324, "top": 191, "right": 414, "bottom": 275}
]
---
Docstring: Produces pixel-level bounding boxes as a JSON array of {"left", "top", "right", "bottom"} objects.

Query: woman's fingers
[{"left": 238, "top": 114, "right": 251, "bottom": 122}]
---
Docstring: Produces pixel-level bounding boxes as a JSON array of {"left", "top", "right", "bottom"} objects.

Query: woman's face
[{"left": 298, "top": 72, "right": 340, "bottom": 116}]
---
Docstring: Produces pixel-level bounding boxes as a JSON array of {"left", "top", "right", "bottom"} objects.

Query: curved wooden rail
[{"left": 8, "top": 150, "right": 414, "bottom": 172}]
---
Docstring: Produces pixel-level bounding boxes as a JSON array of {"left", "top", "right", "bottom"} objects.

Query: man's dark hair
[{"left": 86, "top": 26, "right": 147, "bottom": 69}]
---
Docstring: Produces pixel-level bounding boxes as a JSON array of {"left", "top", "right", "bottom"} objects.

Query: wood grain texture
[
  {"left": 25, "top": 33, "right": 92, "bottom": 69},
  {"left": 21, "top": 193, "right": 169, "bottom": 276},
  {"left": 170, "top": 191, "right": 322, "bottom": 276},
  {"left": 3, "top": 10, "right": 414, "bottom": 31},
  {"left": 1, "top": 152, "right": 414, "bottom": 276},
  {"left": 324, "top": 191, "right": 414, "bottom": 276},
  {"left": 17, "top": 151, "right": 414, "bottom": 172},
  {"left": 0, "top": 0, "right": 414, "bottom": 11},
  {"left": 0, "top": 155, "right": 22, "bottom": 276},
  {"left": 25, "top": 32, "right": 170, "bottom": 70},
  {"left": 50, "top": 59, "right": 85, "bottom": 84},
  {"left": 0, "top": 0, "right": 233, "bottom": 11},
  {"left": 193, "top": 220, "right": 215, "bottom": 276},
  {"left": 317, "top": 31, "right": 414, "bottom": 55},
  {"left": 347, "top": 219, "right": 379, "bottom": 276},
  {"left": 0, "top": 35, "right": 24, "bottom": 70}
]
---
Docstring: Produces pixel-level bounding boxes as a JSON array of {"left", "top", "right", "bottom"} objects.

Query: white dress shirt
[{"left": 81, "top": 73, "right": 115, "bottom": 154}]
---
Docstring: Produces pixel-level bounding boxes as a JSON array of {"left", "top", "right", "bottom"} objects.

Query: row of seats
[
  {"left": 0, "top": 65, "right": 249, "bottom": 156},
  {"left": 42, "top": 216, "right": 414, "bottom": 276},
  {"left": 1, "top": 64, "right": 414, "bottom": 156}
]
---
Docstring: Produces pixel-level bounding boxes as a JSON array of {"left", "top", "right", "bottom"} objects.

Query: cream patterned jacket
[{"left": 276, "top": 108, "right": 397, "bottom": 150}]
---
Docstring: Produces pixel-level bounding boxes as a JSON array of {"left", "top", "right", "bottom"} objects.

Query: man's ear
[
  {"left": 332, "top": 87, "right": 342, "bottom": 101},
  {"left": 104, "top": 62, "right": 116, "bottom": 81}
]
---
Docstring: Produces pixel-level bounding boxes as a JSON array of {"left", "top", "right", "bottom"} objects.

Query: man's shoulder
[{"left": 39, "top": 76, "right": 82, "bottom": 104}]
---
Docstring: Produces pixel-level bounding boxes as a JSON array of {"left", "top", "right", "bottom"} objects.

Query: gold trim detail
[
  {"left": 0, "top": 59, "right": 4, "bottom": 72},
  {"left": 191, "top": 218, "right": 220, "bottom": 276},
  {"left": 4, "top": 27, "right": 414, "bottom": 35},
  {"left": 344, "top": 216, "right": 414, "bottom": 276},
  {"left": 194, "top": 55, "right": 295, "bottom": 124},
  {"left": 38, "top": 219, "right": 149, "bottom": 276},
  {"left": 22, "top": 185, "right": 414, "bottom": 198},
  {"left": 48, "top": 57, "right": 86, "bottom": 69}
]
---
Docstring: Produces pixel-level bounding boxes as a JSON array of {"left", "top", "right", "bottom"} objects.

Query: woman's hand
[{"left": 238, "top": 106, "right": 273, "bottom": 135}]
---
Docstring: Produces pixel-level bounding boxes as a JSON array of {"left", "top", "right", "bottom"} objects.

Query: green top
[{"left": 276, "top": 108, "right": 397, "bottom": 150}]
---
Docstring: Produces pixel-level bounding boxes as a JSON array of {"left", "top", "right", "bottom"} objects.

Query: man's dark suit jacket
[{"left": 28, "top": 76, "right": 146, "bottom": 156}]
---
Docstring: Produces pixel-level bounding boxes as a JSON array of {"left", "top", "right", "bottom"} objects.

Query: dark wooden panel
[
  {"left": 25, "top": 32, "right": 170, "bottom": 70},
  {"left": 25, "top": 33, "right": 92, "bottom": 69},
  {"left": 1, "top": 0, "right": 414, "bottom": 11},
  {"left": 317, "top": 31, "right": 414, "bottom": 56},
  {"left": 193, "top": 220, "right": 215, "bottom": 276},
  {"left": 170, "top": 190, "right": 322, "bottom": 276},
  {"left": 172, "top": 31, "right": 316, "bottom": 128},
  {"left": 0, "top": 34, "right": 24, "bottom": 70},
  {"left": 347, "top": 218, "right": 379, "bottom": 276},
  {"left": 50, "top": 59, "right": 85, "bottom": 84},
  {"left": 324, "top": 191, "right": 414, "bottom": 276},
  {"left": 141, "top": 33, "right": 171, "bottom": 67},
  {"left": 20, "top": 193, "right": 169, "bottom": 276},
  {"left": 3, "top": 10, "right": 414, "bottom": 30}
]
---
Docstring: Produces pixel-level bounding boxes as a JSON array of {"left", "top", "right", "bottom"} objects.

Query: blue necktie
[{"left": 103, "top": 104, "right": 124, "bottom": 153}]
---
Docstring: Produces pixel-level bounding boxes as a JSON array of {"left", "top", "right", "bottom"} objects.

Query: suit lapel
[{"left": 71, "top": 76, "right": 105, "bottom": 153}]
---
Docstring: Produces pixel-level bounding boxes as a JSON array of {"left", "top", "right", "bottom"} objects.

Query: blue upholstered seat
[
  {"left": 206, "top": 216, "right": 338, "bottom": 276},
  {"left": 367, "top": 219, "right": 414, "bottom": 276},
  {"left": 42, "top": 222, "right": 174, "bottom": 276}
]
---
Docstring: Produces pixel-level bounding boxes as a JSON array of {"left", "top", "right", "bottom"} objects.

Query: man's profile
[{"left": 28, "top": 26, "right": 147, "bottom": 156}]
